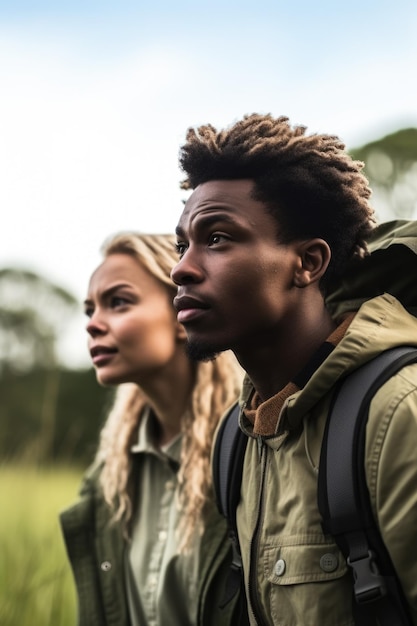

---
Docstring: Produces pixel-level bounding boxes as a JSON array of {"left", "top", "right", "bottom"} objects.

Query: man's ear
[{"left": 293, "top": 239, "right": 331, "bottom": 287}]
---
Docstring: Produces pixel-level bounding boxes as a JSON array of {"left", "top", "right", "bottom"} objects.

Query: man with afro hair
[{"left": 171, "top": 113, "right": 417, "bottom": 625}]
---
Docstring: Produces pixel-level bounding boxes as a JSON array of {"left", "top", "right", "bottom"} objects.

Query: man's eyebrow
[
  {"left": 201, "top": 212, "right": 236, "bottom": 225},
  {"left": 175, "top": 211, "right": 236, "bottom": 237}
]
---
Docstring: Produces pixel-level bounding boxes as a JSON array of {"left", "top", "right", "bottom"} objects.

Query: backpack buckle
[{"left": 347, "top": 550, "right": 387, "bottom": 604}]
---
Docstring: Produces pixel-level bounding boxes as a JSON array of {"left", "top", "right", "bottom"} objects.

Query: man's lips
[
  {"left": 89, "top": 345, "right": 118, "bottom": 365},
  {"left": 173, "top": 295, "right": 209, "bottom": 324}
]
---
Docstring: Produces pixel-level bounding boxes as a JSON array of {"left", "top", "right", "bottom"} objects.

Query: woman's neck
[{"left": 137, "top": 353, "right": 195, "bottom": 447}]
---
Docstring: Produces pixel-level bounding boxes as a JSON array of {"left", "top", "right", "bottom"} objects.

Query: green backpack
[{"left": 326, "top": 219, "right": 417, "bottom": 318}]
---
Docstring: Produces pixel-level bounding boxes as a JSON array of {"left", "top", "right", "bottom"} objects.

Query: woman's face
[{"left": 85, "top": 253, "right": 185, "bottom": 386}]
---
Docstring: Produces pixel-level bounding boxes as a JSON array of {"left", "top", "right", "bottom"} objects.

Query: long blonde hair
[{"left": 93, "top": 232, "right": 243, "bottom": 549}]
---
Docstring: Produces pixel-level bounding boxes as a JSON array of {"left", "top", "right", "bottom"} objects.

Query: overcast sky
[{"left": 1, "top": 0, "right": 417, "bottom": 367}]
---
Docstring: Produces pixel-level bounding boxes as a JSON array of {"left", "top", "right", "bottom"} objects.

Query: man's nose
[{"left": 171, "top": 248, "right": 203, "bottom": 286}]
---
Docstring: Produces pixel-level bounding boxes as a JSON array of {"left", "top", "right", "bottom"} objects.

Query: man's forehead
[
  {"left": 175, "top": 178, "right": 271, "bottom": 239},
  {"left": 175, "top": 201, "right": 222, "bottom": 236},
  {"left": 179, "top": 179, "right": 255, "bottom": 219},
  {"left": 189, "top": 179, "right": 254, "bottom": 203}
]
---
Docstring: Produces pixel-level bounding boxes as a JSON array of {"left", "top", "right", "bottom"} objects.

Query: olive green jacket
[
  {"left": 236, "top": 294, "right": 417, "bottom": 625},
  {"left": 60, "top": 463, "right": 241, "bottom": 626}
]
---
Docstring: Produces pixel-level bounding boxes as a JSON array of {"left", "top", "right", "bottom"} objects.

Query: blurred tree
[
  {"left": 351, "top": 128, "right": 417, "bottom": 221},
  {"left": 0, "top": 268, "right": 85, "bottom": 462},
  {"left": 0, "top": 268, "right": 78, "bottom": 372}
]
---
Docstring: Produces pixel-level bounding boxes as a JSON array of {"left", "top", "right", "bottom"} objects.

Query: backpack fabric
[
  {"left": 212, "top": 219, "right": 417, "bottom": 625},
  {"left": 318, "top": 345, "right": 417, "bottom": 625},
  {"left": 326, "top": 219, "right": 417, "bottom": 319}
]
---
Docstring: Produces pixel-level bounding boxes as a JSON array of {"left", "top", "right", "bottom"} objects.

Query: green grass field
[{"left": 0, "top": 464, "right": 83, "bottom": 626}]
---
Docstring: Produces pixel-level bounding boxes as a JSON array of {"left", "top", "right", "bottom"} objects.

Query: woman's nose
[{"left": 86, "top": 310, "right": 107, "bottom": 338}]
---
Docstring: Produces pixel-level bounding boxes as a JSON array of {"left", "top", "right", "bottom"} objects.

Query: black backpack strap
[
  {"left": 213, "top": 402, "right": 244, "bottom": 522},
  {"left": 212, "top": 402, "right": 249, "bottom": 617},
  {"left": 319, "top": 346, "right": 417, "bottom": 626}
]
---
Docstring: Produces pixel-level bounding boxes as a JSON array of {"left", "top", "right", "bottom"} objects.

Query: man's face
[{"left": 171, "top": 179, "right": 303, "bottom": 362}]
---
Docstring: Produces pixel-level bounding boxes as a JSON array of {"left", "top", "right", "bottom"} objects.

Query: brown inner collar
[{"left": 244, "top": 313, "right": 355, "bottom": 436}]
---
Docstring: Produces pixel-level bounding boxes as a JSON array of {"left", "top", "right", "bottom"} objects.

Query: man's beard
[{"left": 185, "top": 338, "right": 220, "bottom": 362}]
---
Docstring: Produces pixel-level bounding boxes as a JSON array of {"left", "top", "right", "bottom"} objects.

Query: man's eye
[
  {"left": 175, "top": 242, "right": 187, "bottom": 257},
  {"left": 208, "top": 233, "right": 227, "bottom": 246}
]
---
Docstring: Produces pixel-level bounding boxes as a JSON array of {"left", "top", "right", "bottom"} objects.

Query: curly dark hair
[{"left": 179, "top": 113, "right": 376, "bottom": 289}]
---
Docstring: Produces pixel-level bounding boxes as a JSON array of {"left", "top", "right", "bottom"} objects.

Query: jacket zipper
[{"left": 247, "top": 436, "right": 269, "bottom": 626}]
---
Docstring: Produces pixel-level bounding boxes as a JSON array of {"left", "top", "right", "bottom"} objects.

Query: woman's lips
[{"left": 90, "top": 346, "right": 118, "bottom": 366}]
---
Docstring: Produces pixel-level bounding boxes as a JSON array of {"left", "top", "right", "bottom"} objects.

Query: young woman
[{"left": 60, "top": 233, "right": 243, "bottom": 626}]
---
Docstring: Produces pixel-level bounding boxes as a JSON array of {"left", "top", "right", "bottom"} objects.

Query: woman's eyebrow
[
  {"left": 84, "top": 283, "right": 133, "bottom": 307},
  {"left": 101, "top": 283, "right": 132, "bottom": 297}
]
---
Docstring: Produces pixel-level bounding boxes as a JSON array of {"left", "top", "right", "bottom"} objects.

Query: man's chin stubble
[{"left": 185, "top": 339, "right": 220, "bottom": 362}]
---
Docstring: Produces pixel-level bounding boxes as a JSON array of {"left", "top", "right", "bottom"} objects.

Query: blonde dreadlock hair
[
  {"left": 179, "top": 113, "right": 376, "bottom": 291},
  {"left": 93, "top": 232, "right": 242, "bottom": 550}
]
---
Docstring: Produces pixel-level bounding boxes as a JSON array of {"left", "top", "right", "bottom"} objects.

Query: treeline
[
  {"left": 0, "top": 366, "right": 114, "bottom": 465},
  {"left": 351, "top": 127, "right": 417, "bottom": 221}
]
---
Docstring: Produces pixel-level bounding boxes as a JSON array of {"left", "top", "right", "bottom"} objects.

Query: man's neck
[{"left": 236, "top": 308, "right": 337, "bottom": 402}]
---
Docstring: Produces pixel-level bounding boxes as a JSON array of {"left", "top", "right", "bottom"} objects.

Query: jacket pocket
[{"left": 264, "top": 536, "right": 354, "bottom": 626}]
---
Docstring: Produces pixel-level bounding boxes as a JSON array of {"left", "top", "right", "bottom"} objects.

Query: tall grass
[{"left": 0, "top": 464, "right": 83, "bottom": 626}]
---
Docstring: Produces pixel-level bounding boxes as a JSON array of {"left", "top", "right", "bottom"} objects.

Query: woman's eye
[
  {"left": 111, "top": 296, "right": 128, "bottom": 308},
  {"left": 84, "top": 307, "right": 94, "bottom": 318}
]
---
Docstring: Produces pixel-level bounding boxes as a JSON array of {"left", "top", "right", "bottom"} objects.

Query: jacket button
[
  {"left": 100, "top": 561, "right": 112, "bottom": 572},
  {"left": 274, "top": 559, "right": 286, "bottom": 576},
  {"left": 320, "top": 553, "right": 338, "bottom": 573}
]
